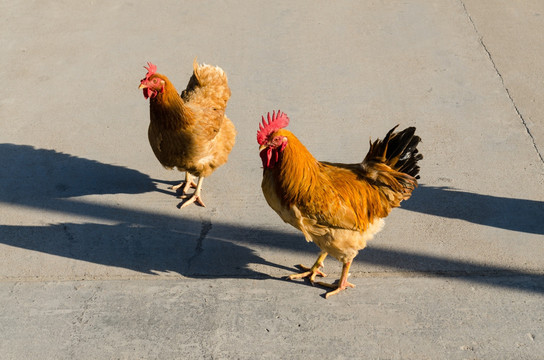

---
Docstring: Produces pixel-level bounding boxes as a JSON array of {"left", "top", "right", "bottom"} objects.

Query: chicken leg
[
  {"left": 288, "top": 251, "right": 328, "bottom": 283},
  {"left": 171, "top": 172, "right": 198, "bottom": 195},
  {"left": 316, "top": 260, "right": 355, "bottom": 299},
  {"left": 179, "top": 176, "right": 206, "bottom": 208}
]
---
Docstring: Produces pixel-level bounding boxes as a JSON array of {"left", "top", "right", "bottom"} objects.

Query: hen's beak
[{"left": 139, "top": 83, "right": 147, "bottom": 89}]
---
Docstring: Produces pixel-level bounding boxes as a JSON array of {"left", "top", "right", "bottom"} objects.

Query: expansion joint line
[{"left": 459, "top": 0, "right": 544, "bottom": 165}]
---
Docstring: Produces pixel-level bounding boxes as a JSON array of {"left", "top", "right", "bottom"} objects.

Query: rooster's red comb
[
  {"left": 143, "top": 62, "right": 157, "bottom": 80},
  {"left": 257, "top": 110, "right": 290, "bottom": 145}
]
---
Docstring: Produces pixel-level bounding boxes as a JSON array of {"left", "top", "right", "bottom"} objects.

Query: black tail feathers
[{"left": 365, "top": 125, "right": 423, "bottom": 179}]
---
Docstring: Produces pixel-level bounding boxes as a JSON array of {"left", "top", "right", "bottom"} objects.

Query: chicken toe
[
  {"left": 179, "top": 194, "right": 206, "bottom": 208},
  {"left": 171, "top": 173, "right": 198, "bottom": 194},
  {"left": 178, "top": 176, "right": 206, "bottom": 209},
  {"left": 287, "top": 252, "right": 328, "bottom": 283},
  {"left": 316, "top": 261, "right": 355, "bottom": 299}
]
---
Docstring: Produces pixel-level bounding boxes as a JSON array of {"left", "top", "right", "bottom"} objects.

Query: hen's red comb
[
  {"left": 257, "top": 110, "right": 290, "bottom": 145},
  {"left": 143, "top": 62, "right": 157, "bottom": 80}
]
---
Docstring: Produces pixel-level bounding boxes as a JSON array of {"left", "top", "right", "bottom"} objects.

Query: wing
[
  {"left": 295, "top": 162, "right": 390, "bottom": 233},
  {"left": 186, "top": 104, "right": 226, "bottom": 143}
]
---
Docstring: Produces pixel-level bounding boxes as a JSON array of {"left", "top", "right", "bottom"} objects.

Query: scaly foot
[
  {"left": 171, "top": 173, "right": 197, "bottom": 195},
  {"left": 316, "top": 279, "right": 356, "bottom": 299},
  {"left": 317, "top": 260, "right": 355, "bottom": 299},
  {"left": 171, "top": 180, "right": 197, "bottom": 192},
  {"left": 177, "top": 176, "right": 206, "bottom": 209},
  {"left": 178, "top": 193, "right": 206, "bottom": 208},
  {"left": 286, "top": 251, "right": 328, "bottom": 284},
  {"left": 288, "top": 264, "right": 327, "bottom": 283}
]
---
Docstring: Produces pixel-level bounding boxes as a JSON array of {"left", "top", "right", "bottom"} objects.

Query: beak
[
  {"left": 259, "top": 144, "right": 267, "bottom": 152},
  {"left": 139, "top": 83, "right": 147, "bottom": 89}
]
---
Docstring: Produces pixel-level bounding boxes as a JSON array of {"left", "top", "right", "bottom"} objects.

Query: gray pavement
[{"left": 1, "top": 1, "right": 543, "bottom": 359}]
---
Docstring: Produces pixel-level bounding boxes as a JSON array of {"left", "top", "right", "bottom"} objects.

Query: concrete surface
[
  {"left": 1, "top": 1, "right": 543, "bottom": 359},
  {"left": 463, "top": 0, "right": 544, "bottom": 163}
]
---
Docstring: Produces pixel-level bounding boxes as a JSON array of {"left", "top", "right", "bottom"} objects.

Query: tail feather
[
  {"left": 362, "top": 125, "right": 423, "bottom": 202},
  {"left": 365, "top": 125, "right": 422, "bottom": 177},
  {"left": 180, "top": 57, "right": 231, "bottom": 110}
]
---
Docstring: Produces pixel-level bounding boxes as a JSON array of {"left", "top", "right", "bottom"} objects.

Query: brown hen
[{"left": 139, "top": 60, "right": 236, "bottom": 208}]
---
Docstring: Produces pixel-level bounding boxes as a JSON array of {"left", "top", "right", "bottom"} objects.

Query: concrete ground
[{"left": 1, "top": 1, "right": 543, "bottom": 359}]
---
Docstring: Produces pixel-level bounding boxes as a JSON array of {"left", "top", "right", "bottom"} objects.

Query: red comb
[
  {"left": 143, "top": 62, "right": 157, "bottom": 80},
  {"left": 257, "top": 110, "right": 290, "bottom": 145}
]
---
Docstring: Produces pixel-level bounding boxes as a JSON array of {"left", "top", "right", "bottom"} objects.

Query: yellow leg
[
  {"left": 287, "top": 251, "right": 328, "bottom": 283},
  {"left": 171, "top": 172, "right": 197, "bottom": 194},
  {"left": 179, "top": 176, "right": 206, "bottom": 208},
  {"left": 316, "top": 261, "right": 356, "bottom": 299}
]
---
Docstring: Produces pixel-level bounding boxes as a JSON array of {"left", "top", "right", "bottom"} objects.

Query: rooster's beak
[
  {"left": 259, "top": 144, "right": 267, "bottom": 152},
  {"left": 139, "top": 83, "right": 147, "bottom": 89}
]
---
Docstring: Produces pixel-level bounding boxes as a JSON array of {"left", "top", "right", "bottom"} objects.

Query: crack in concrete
[
  {"left": 186, "top": 216, "right": 213, "bottom": 270},
  {"left": 459, "top": 0, "right": 544, "bottom": 165},
  {"left": 195, "top": 218, "right": 212, "bottom": 253}
]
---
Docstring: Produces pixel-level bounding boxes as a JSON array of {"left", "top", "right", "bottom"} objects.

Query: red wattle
[{"left": 260, "top": 148, "right": 277, "bottom": 168}]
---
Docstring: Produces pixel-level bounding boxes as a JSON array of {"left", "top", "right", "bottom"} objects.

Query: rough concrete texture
[{"left": 1, "top": 1, "right": 543, "bottom": 359}]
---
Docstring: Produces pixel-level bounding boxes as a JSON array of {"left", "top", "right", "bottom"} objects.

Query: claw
[
  {"left": 176, "top": 176, "right": 206, "bottom": 209},
  {"left": 320, "top": 261, "right": 355, "bottom": 299},
  {"left": 171, "top": 173, "right": 198, "bottom": 195},
  {"left": 286, "top": 252, "right": 328, "bottom": 284},
  {"left": 179, "top": 194, "right": 206, "bottom": 209},
  {"left": 323, "top": 281, "right": 356, "bottom": 299},
  {"left": 287, "top": 264, "right": 327, "bottom": 283},
  {"left": 171, "top": 180, "right": 197, "bottom": 192}
]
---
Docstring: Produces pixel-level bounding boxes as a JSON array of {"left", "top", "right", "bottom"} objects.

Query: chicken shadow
[
  {"left": 0, "top": 143, "right": 293, "bottom": 278},
  {"left": 0, "top": 144, "right": 542, "bottom": 293},
  {"left": 402, "top": 185, "right": 544, "bottom": 235},
  {"left": 0, "top": 143, "right": 157, "bottom": 200}
]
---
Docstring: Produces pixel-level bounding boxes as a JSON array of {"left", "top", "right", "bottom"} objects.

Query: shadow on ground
[
  {"left": 403, "top": 185, "right": 544, "bottom": 235},
  {"left": 0, "top": 144, "right": 542, "bottom": 293}
]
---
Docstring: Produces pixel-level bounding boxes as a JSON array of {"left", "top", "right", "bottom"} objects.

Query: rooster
[
  {"left": 258, "top": 111, "right": 422, "bottom": 298},
  {"left": 139, "top": 60, "right": 236, "bottom": 208}
]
